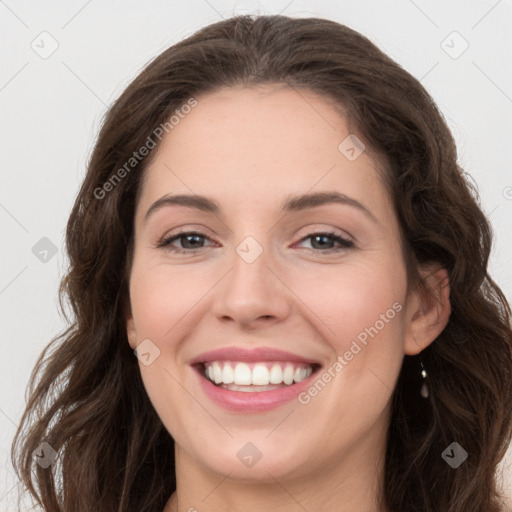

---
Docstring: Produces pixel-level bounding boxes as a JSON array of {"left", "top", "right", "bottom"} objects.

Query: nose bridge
[
  {"left": 212, "top": 232, "right": 290, "bottom": 324},
  {"left": 232, "top": 234, "right": 270, "bottom": 290}
]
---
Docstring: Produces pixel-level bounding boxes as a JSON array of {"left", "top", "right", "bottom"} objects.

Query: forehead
[{"left": 137, "top": 85, "right": 392, "bottom": 221}]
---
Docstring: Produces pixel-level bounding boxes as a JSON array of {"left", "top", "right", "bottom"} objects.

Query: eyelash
[{"left": 156, "top": 230, "right": 354, "bottom": 255}]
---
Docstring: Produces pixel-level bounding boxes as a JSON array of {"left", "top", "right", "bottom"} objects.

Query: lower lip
[{"left": 195, "top": 366, "right": 319, "bottom": 413}]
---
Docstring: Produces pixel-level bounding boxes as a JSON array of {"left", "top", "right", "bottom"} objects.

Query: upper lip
[{"left": 189, "top": 347, "right": 322, "bottom": 366}]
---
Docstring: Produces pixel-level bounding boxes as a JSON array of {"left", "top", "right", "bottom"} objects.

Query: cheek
[
  {"left": 129, "top": 261, "right": 211, "bottom": 341},
  {"left": 292, "top": 256, "right": 407, "bottom": 399},
  {"left": 292, "top": 257, "right": 406, "bottom": 343},
  {"left": 128, "top": 262, "right": 212, "bottom": 438},
  {"left": 333, "top": 276, "right": 403, "bottom": 344}
]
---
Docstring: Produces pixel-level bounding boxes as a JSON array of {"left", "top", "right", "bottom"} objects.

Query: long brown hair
[{"left": 11, "top": 14, "right": 512, "bottom": 512}]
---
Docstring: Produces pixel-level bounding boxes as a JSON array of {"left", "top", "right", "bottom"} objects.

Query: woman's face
[{"left": 126, "top": 84, "right": 421, "bottom": 484}]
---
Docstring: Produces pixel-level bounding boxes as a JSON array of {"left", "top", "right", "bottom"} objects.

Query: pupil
[
  {"left": 184, "top": 235, "right": 202, "bottom": 248},
  {"left": 313, "top": 235, "right": 331, "bottom": 248}
]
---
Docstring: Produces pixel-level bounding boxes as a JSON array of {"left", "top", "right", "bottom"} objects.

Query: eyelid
[
  {"left": 156, "top": 224, "right": 216, "bottom": 243},
  {"left": 295, "top": 224, "right": 354, "bottom": 242},
  {"left": 158, "top": 223, "right": 354, "bottom": 242}
]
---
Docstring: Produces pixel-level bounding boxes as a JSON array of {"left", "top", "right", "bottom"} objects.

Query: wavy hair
[{"left": 11, "top": 14, "right": 512, "bottom": 512}]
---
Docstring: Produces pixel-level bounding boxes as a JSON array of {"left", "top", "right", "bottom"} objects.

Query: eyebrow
[{"left": 144, "top": 191, "right": 378, "bottom": 224}]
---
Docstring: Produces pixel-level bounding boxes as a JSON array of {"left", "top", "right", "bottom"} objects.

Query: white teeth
[
  {"left": 213, "top": 362, "right": 222, "bottom": 384},
  {"left": 252, "top": 364, "right": 270, "bottom": 385},
  {"left": 203, "top": 361, "right": 315, "bottom": 387},
  {"left": 283, "top": 364, "right": 294, "bottom": 385},
  {"left": 269, "top": 363, "right": 283, "bottom": 384},
  {"left": 222, "top": 363, "right": 234, "bottom": 384},
  {"left": 234, "top": 363, "right": 252, "bottom": 385},
  {"left": 220, "top": 383, "right": 285, "bottom": 392}
]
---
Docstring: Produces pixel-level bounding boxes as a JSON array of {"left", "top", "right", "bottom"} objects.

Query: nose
[{"left": 211, "top": 241, "right": 292, "bottom": 329}]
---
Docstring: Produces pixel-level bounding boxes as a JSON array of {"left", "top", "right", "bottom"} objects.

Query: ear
[
  {"left": 125, "top": 301, "right": 138, "bottom": 350},
  {"left": 403, "top": 265, "right": 451, "bottom": 356}
]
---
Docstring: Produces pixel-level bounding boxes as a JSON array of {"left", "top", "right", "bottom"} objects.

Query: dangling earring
[{"left": 419, "top": 355, "right": 429, "bottom": 399}]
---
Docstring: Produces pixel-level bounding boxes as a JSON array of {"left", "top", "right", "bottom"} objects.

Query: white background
[{"left": 1, "top": 0, "right": 511, "bottom": 509}]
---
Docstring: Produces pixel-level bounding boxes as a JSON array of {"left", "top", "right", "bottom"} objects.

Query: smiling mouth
[{"left": 197, "top": 361, "right": 321, "bottom": 392}]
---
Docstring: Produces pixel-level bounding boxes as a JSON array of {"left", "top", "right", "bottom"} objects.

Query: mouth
[
  {"left": 197, "top": 360, "right": 319, "bottom": 392},
  {"left": 189, "top": 346, "right": 323, "bottom": 412},
  {"left": 191, "top": 358, "right": 322, "bottom": 412}
]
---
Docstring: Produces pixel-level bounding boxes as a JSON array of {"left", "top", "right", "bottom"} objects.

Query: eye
[
  {"left": 156, "top": 230, "right": 354, "bottom": 255},
  {"left": 156, "top": 231, "right": 214, "bottom": 254},
  {"left": 295, "top": 232, "right": 354, "bottom": 253}
]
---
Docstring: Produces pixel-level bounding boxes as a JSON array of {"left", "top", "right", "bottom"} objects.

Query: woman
[{"left": 11, "top": 14, "right": 512, "bottom": 512}]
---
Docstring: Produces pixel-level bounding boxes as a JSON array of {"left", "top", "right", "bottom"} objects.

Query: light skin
[{"left": 125, "top": 84, "right": 451, "bottom": 512}]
